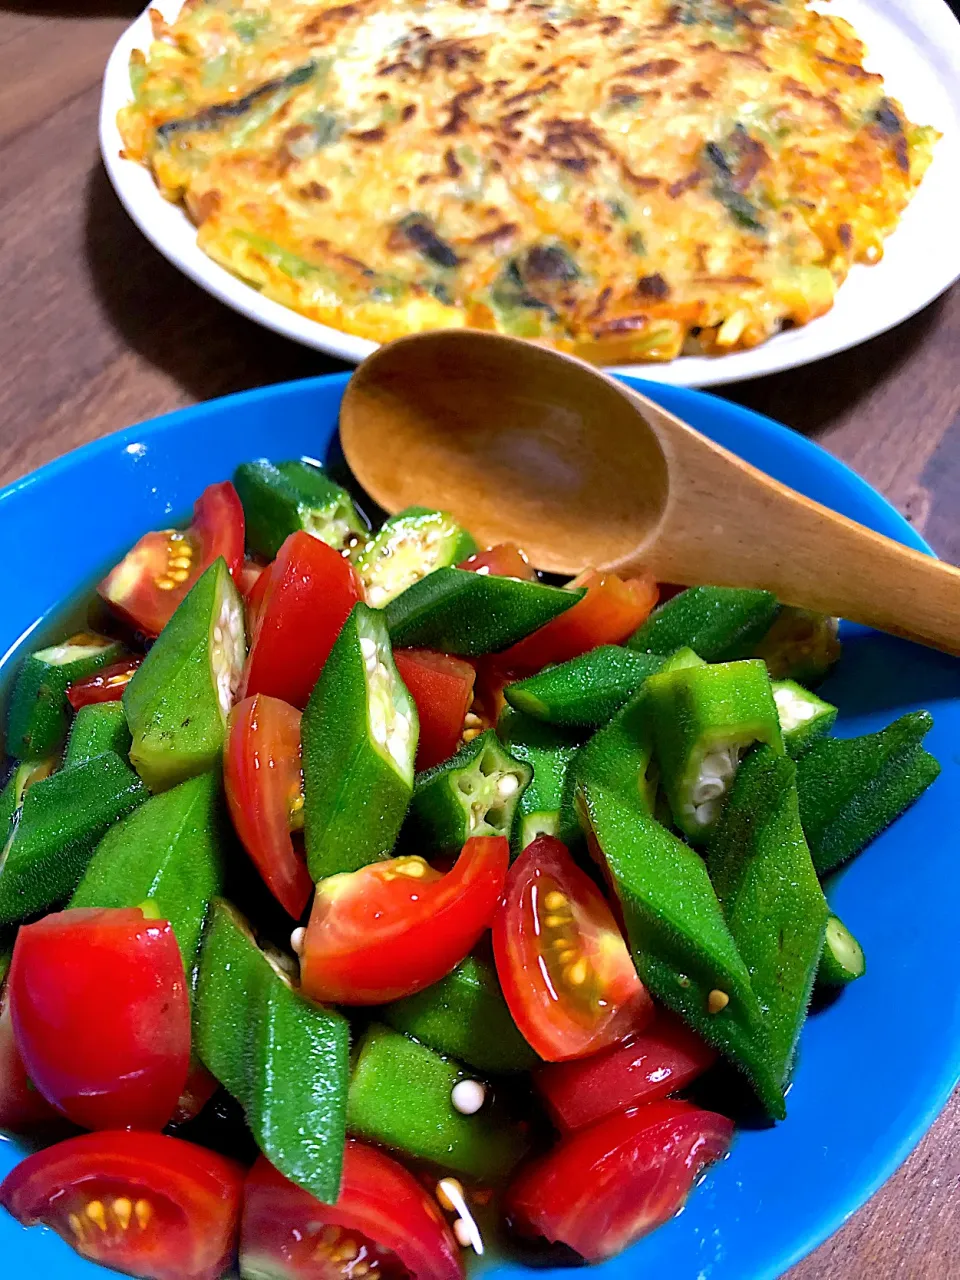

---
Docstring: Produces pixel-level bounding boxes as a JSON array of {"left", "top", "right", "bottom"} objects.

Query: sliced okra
[
  {"left": 754, "top": 606, "right": 841, "bottom": 683},
  {"left": 303, "top": 603, "right": 418, "bottom": 880},
  {"left": 796, "top": 710, "right": 939, "bottom": 876},
  {"left": 627, "top": 586, "right": 778, "bottom": 662},
  {"left": 384, "top": 567, "right": 584, "bottom": 656},
  {"left": 817, "top": 914, "right": 866, "bottom": 986},
  {"left": 6, "top": 633, "right": 125, "bottom": 758},
  {"left": 234, "top": 458, "right": 366, "bottom": 560},
  {"left": 0, "top": 759, "right": 56, "bottom": 831},
  {"left": 63, "top": 701, "right": 132, "bottom": 768},
  {"left": 706, "top": 747, "right": 828, "bottom": 1117},
  {"left": 196, "top": 899, "right": 349, "bottom": 1202},
  {"left": 123, "top": 558, "right": 246, "bottom": 793},
  {"left": 403, "top": 729, "right": 531, "bottom": 854},
  {"left": 646, "top": 658, "right": 783, "bottom": 842},
  {"left": 496, "top": 707, "right": 579, "bottom": 855},
  {"left": 773, "top": 680, "right": 837, "bottom": 757},
  {"left": 354, "top": 507, "right": 476, "bottom": 608},
  {"left": 504, "top": 645, "right": 666, "bottom": 728}
]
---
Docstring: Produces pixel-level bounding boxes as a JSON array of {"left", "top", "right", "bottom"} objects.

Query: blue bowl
[{"left": 1, "top": 375, "right": 957, "bottom": 1280}]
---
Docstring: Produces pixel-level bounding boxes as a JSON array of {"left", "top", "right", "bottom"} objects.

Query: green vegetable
[
  {"left": 706, "top": 747, "right": 828, "bottom": 1117},
  {"left": 384, "top": 568, "right": 584, "bottom": 656},
  {"left": 627, "top": 587, "right": 778, "bottom": 663},
  {"left": 646, "top": 658, "right": 783, "bottom": 842},
  {"left": 0, "top": 754, "right": 146, "bottom": 925},
  {"left": 796, "top": 711, "right": 939, "bottom": 876},
  {"left": 234, "top": 459, "right": 366, "bottom": 560},
  {"left": 196, "top": 899, "right": 349, "bottom": 1201},
  {"left": 496, "top": 707, "right": 579, "bottom": 854},
  {"left": 817, "top": 915, "right": 866, "bottom": 985},
  {"left": 303, "top": 603, "right": 417, "bottom": 880},
  {"left": 0, "top": 760, "right": 55, "bottom": 830},
  {"left": 70, "top": 770, "right": 225, "bottom": 986},
  {"left": 6, "top": 633, "right": 125, "bottom": 758},
  {"left": 754, "top": 606, "right": 841, "bottom": 683},
  {"left": 354, "top": 507, "right": 477, "bottom": 608},
  {"left": 123, "top": 559, "right": 246, "bottom": 793},
  {"left": 504, "top": 646, "right": 665, "bottom": 728},
  {"left": 772, "top": 680, "right": 837, "bottom": 757},
  {"left": 347, "top": 1023, "right": 527, "bottom": 1179},
  {"left": 382, "top": 953, "right": 539, "bottom": 1074},
  {"left": 404, "top": 730, "right": 530, "bottom": 854},
  {"left": 63, "top": 702, "right": 132, "bottom": 768}
]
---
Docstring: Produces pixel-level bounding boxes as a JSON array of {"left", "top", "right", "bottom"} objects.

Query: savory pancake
[{"left": 119, "top": 0, "right": 938, "bottom": 363}]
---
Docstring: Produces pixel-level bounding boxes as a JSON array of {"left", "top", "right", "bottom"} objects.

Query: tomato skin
[
  {"left": 506, "top": 1100, "right": 734, "bottom": 1261},
  {"left": 301, "top": 837, "right": 509, "bottom": 1005},
  {"left": 9, "top": 907, "right": 191, "bottom": 1131},
  {"left": 241, "top": 1143, "right": 463, "bottom": 1280},
  {"left": 225, "top": 694, "right": 312, "bottom": 919},
  {"left": 535, "top": 1013, "right": 717, "bottom": 1131},
  {"left": 98, "top": 482, "right": 245, "bottom": 638},
  {"left": 497, "top": 571, "right": 659, "bottom": 672},
  {"left": 239, "top": 532, "right": 363, "bottom": 709},
  {"left": 238, "top": 559, "right": 266, "bottom": 599},
  {"left": 492, "top": 836, "right": 654, "bottom": 1062},
  {"left": 459, "top": 544, "right": 536, "bottom": 580},
  {"left": 67, "top": 657, "right": 142, "bottom": 710},
  {"left": 0, "top": 1130, "right": 244, "bottom": 1280},
  {"left": 0, "top": 986, "right": 59, "bottom": 1131},
  {"left": 394, "top": 649, "right": 476, "bottom": 771}
]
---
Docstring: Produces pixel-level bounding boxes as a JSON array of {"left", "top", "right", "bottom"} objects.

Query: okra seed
[
  {"left": 707, "top": 989, "right": 730, "bottom": 1014},
  {"left": 451, "top": 1079, "right": 486, "bottom": 1114},
  {"left": 497, "top": 774, "right": 520, "bottom": 797},
  {"left": 113, "top": 1198, "right": 133, "bottom": 1230},
  {"left": 359, "top": 637, "right": 377, "bottom": 660},
  {"left": 86, "top": 1200, "right": 107, "bottom": 1231},
  {"left": 290, "top": 927, "right": 306, "bottom": 956},
  {"left": 436, "top": 1177, "right": 464, "bottom": 1211}
]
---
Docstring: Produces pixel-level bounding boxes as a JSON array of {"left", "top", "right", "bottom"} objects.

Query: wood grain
[{"left": 0, "top": 5, "right": 958, "bottom": 1278}]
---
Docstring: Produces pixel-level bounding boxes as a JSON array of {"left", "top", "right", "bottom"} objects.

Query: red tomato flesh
[
  {"left": 0, "top": 984, "right": 59, "bottom": 1132},
  {"left": 300, "top": 836, "right": 509, "bottom": 1005},
  {"left": 239, "top": 531, "right": 362, "bottom": 709},
  {"left": 394, "top": 649, "right": 476, "bottom": 771},
  {"left": 535, "top": 1012, "right": 717, "bottom": 1131},
  {"left": 241, "top": 1143, "right": 462, "bottom": 1280},
  {"left": 506, "top": 1099, "right": 734, "bottom": 1261},
  {"left": 492, "top": 835, "right": 653, "bottom": 1062},
  {"left": 9, "top": 907, "right": 191, "bottom": 1131},
  {"left": 496, "top": 571, "right": 659, "bottom": 672},
  {"left": 67, "top": 658, "right": 142, "bottom": 710},
  {"left": 0, "top": 1130, "right": 244, "bottom": 1280},
  {"left": 459, "top": 544, "right": 536, "bottom": 580},
  {"left": 225, "top": 694, "right": 312, "bottom": 920},
  {"left": 98, "top": 482, "right": 244, "bottom": 638}
]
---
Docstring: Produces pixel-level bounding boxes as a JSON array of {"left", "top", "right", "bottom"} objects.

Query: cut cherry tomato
[
  {"left": 394, "top": 649, "right": 477, "bottom": 771},
  {"left": 0, "top": 984, "right": 59, "bottom": 1132},
  {"left": 238, "top": 558, "right": 266, "bottom": 599},
  {"left": 239, "top": 531, "right": 362, "bottom": 709},
  {"left": 9, "top": 907, "right": 191, "bottom": 1131},
  {"left": 492, "top": 835, "right": 653, "bottom": 1062},
  {"left": 506, "top": 1099, "right": 734, "bottom": 1261},
  {"left": 471, "top": 658, "right": 520, "bottom": 730},
  {"left": 535, "top": 1012, "right": 717, "bottom": 1131},
  {"left": 170, "top": 1062, "right": 220, "bottom": 1127},
  {"left": 459, "top": 543, "right": 536, "bottom": 580},
  {"left": 225, "top": 694, "right": 312, "bottom": 920},
  {"left": 300, "top": 836, "right": 509, "bottom": 1005},
  {"left": 241, "top": 1143, "right": 462, "bottom": 1280},
  {"left": 67, "top": 657, "right": 142, "bottom": 710},
  {"left": 496, "top": 570, "right": 659, "bottom": 673},
  {"left": 98, "top": 481, "right": 244, "bottom": 638},
  {"left": 0, "top": 1129, "right": 244, "bottom": 1280}
]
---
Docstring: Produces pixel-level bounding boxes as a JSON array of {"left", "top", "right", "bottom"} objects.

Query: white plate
[{"left": 100, "top": 0, "right": 960, "bottom": 387}]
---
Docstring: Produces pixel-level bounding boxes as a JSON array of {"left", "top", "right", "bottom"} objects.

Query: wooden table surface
[{"left": 2, "top": 2, "right": 959, "bottom": 1275}]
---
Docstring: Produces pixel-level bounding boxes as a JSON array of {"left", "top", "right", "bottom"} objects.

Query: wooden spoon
[{"left": 339, "top": 329, "right": 960, "bottom": 655}]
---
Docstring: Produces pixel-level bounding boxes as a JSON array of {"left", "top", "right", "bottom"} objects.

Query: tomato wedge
[
  {"left": 0, "top": 1130, "right": 244, "bottom": 1280},
  {"left": 9, "top": 907, "right": 191, "bottom": 1131},
  {"left": 394, "top": 649, "right": 476, "bottom": 771},
  {"left": 535, "top": 1012, "right": 717, "bottom": 1131},
  {"left": 460, "top": 543, "right": 536, "bottom": 580},
  {"left": 67, "top": 657, "right": 142, "bottom": 710},
  {"left": 492, "top": 835, "right": 653, "bottom": 1062},
  {"left": 0, "top": 984, "right": 58, "bottom": 1132},
  {"left": 506, "top": 1100, "right": 733, "bottom": 1261},
  {"left": 496, "top": 570, "right": 659, "bottom": 672},
  {"left": 225, "top": 694, "right": 312, "bottom": 919},
  {"left": 300, "top": 836, "right": 509, "bottom": 1005},
  {"left": 98, "top": 481, "right": 244, "bottom": 638},
  {"left": 239, "top": 531, "right": 363, "bottom": 709},
  {"left": 241, "top": 1143, "right": 462, "bottom": 1280}
]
